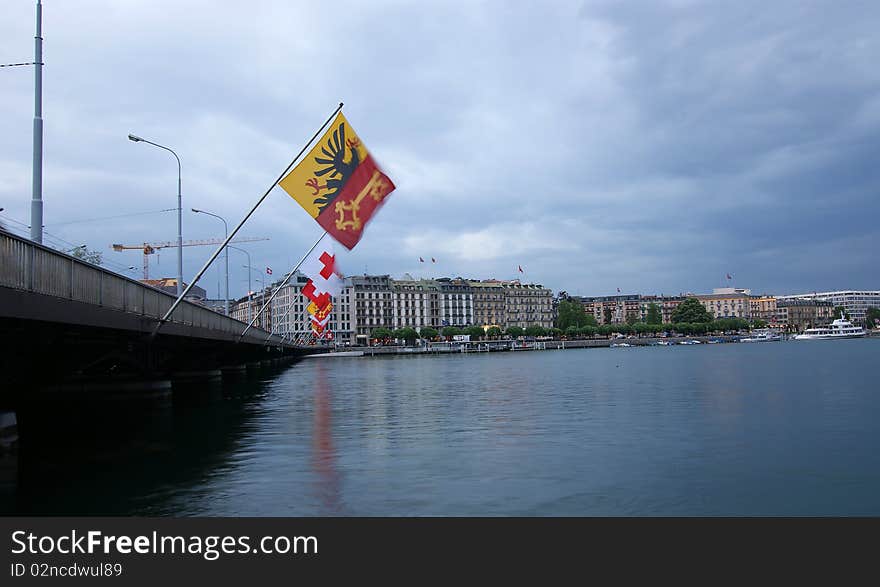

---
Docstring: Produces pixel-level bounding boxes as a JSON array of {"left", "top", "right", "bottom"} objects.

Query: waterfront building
[
  {"left": 776, "top": 291, "right": 880, "bottom": 326},
  {"left": 578, "top": 294, "right": 641, "bottom": 325},
  {"left": 391, "top": 278, "right": 442, "bottom": 330},
  {"left": 639, "top": 295, "right": 685, "bottom": 324},
  {"left": 502, "top": 280, "right": 554, "bottom": 329},
  {"left": 776, "top": 299, "right": 833, "bottom": 332},
  {"left": 697, "top": 289, "right": 752, "bottom": 320},
  {"left": 749, "top": 295, "right": 778, "bottom": 322},
  {"left": 351, "top": 275, "right": 394, "bottom": 343},
  {"left": 437, "top": 277, "right": 474, "bottom": 327},
  {"left": 470, "top": 280, "right": 506, "bottom": 330},
  {"left": 230, "top": 288, "right": 272, "bottom": 331},
  {"left": 268, "top": 273, "right": 355, "bottom": 344}
]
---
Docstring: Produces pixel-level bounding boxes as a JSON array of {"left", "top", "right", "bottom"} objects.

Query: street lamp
[
  {"left": 244, "top": 264, "right": 266, "bottom": 328},
  {"left": 228, "top": 245, "right": 252, "bottom": 323},
  {"left": 128, "top": 133, "right": 183, "bottom": 297},
  {"left": 192, "top": 207, "right": 229, "bottom": 315}
]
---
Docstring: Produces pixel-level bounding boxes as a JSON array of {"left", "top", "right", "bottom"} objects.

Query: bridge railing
[{"left": 0, "top": 229, "right": 287, "bottom": 346}]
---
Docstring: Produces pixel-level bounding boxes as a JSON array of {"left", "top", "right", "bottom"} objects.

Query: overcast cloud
[{"left": 1, "top": 0, "right": 878, "bottom": 299}]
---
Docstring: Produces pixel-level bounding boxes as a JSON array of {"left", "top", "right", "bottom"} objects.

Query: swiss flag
[
  {"left": 266, "top": 267, "right": 273, "bottom": 275},
  {"left": 301, "top": 241, "right": 342, "bottom": 299}
]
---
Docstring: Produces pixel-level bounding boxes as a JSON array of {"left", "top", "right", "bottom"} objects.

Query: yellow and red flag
[{"left": 279, "top": 113, "right": 395, "bottom": 250}]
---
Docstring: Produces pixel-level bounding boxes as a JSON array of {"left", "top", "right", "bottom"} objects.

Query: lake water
[{"left": 4, "top": 338, "right": 879, "bottom": 515}]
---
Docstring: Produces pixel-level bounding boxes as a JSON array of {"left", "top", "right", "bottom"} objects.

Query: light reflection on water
[{"left": 4, "top": 339, "right": 880, "bottom": 516}]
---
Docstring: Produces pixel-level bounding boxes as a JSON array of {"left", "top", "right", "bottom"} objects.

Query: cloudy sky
[{"left": 1, "top": 0, "right": 878, "bottom": 299}]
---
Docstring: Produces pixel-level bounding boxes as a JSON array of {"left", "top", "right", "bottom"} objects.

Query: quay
[{"left": 324, "top": 335, "right": 745, "bottom": 357}]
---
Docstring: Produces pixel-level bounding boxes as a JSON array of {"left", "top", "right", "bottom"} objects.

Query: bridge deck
[{"left": 0, "top": 230, "right": 293, "bottom": 348}]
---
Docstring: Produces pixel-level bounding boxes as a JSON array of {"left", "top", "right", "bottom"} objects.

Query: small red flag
[
  {"left": 431, "top": 257, "right": 436, "bottom": 263},
  {"left": 617, "top": 287, "right": 621, "bottom": 293},
  {"left": 726, "top": 273, "right": 732, "bottom": 280},
  {"left": 266, "top": 267, "right": 273, "bottom": 275},
  {"left": 518, "top": 265, "right": 523, "bottom": 273},
  {"left": 419, "top": 257, "right": 424, "bottom": 262}
]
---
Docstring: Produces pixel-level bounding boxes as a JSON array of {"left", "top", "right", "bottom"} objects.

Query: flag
[
  {"left": 267, "top": 267, "right": 273, "bottom": 275},
  {"left": 419, "top": 257, "right": 424, "bottom": 262},
  {"left": 617, "top": 287, "right": 621, "bottom": 293},
  {"left": 431, "top": 258, "right": 435, "bottom": 263},
  {"left": 726, "top": 273, "right": 732, "bottom": 280},
  {"left": 279, "top": 112, "right": 396, "bottom": 250},
  {"left": 300, "top": 241, "right": 343, "bottom": 299},
  {"left": 518, "top": 265, "right": 523, "bottom": 273}
]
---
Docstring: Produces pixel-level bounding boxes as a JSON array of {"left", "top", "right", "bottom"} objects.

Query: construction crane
[{"left": 111, "top": 237, "right": 269, "bottom": 280}]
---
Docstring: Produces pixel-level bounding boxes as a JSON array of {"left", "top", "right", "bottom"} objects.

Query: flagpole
[
  {"left": 239, "top": 230, "right": 327, "bottom": 340},
  {"left": 153, "top": 102, "right": 344, "bottom": 333}
]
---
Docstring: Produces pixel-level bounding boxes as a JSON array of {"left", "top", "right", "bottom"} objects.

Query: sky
[{"left": 1, "top": 0, "right": 878, "bottom": 300}]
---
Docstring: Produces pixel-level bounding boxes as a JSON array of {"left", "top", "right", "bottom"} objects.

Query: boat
[
  {"left": 610, "top": 342, "right": 632, "bottom": 348},
  {"left": 794, "top": 313, "right": 866, "bottom": 340},
  {"left": 740, "top": 329, "right": 782, "bottom": 343}
]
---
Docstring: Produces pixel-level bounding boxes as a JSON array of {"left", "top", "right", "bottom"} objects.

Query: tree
[
  {"left": 832, "top": 306, "right": 850, "bottom": 321},
  {"left": 603, "top": 307, "right": 613, "bottom": 324},
  {"left": 625, "top": 312, "right": 641, "bottom": 326},
  {"left": 565, "top": 325, "right": 580, "bottom": 338},
  {"left": 70, "top": 246, "right": 103, "bottom": 266},
  {"left": 505, "top": 326, "right": 524, "bottom": 338},
  {"left": 866, "top": 307, "right": 880, "bottom": 329},
  {"left": 645, "top": 303, "right": 662, "bottom": 325},
  {"left": 525, "top": 324, "right": 546, "bottom": 337},
  {"left": 549, "top": 327, "right": 562, "bottom": 338},
  {"left": 486, "top": 326, "right": 502, "bottom": 339},
  {"left": 598, "top": 324, "right": 612, "bottom": 337},
  {"left": 579, "top": 325, "right": 597, "bottom": 338},
  {"left": 394, "top": 327, "right": 418, "bottom": 344},
  {"left": 372, "top": 327, "right": 392, "bottom": 342},
  {"left": 419, "top": 327, "right": 438, "bottom": 340},
  {"left": 441, "top": 326, "right": 462, "bottom": 339},
  {"left": 671, "top": 298, "right": 713, "bottom": 323},
  {"left": 465, "top": 326, "right": 485, "bottom": 340},
  {"left": 555, "top": 300, "right": 598, "bottom": 330},
  {"left": 751, "top": 319, "right": 767, "bottom": 329}
]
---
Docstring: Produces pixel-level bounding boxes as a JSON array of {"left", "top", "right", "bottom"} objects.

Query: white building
[
  {"left": 262, "top": 273, "right": 355, "bottom": 344},
  {"left": 776, "top": 290, "right": 880, "bottom": 325}
]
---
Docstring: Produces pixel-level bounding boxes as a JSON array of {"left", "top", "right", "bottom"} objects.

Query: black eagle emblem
[{"left": 305, "top": 123, "right": 361, "bottom": 214}]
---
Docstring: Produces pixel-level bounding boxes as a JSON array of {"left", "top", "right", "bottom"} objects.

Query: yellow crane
[{"left": 111, "top": 237, "right": 269, "bottom": 280}]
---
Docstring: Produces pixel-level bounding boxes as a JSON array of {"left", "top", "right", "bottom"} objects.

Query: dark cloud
[{"left": 1, "top": 0, "right": 877, "bottom": 298}]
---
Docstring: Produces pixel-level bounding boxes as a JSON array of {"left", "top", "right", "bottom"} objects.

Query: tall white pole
[
  {"left": 176, "top": 167, "right": 182, "bottom": 296},
  {"left": 30, "top": 0, "right": 43, "bottom": 244}
]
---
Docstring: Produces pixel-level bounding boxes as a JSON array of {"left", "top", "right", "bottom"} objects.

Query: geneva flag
[{"left": 279, "top": 113, "right": 395, "bottom": 250}]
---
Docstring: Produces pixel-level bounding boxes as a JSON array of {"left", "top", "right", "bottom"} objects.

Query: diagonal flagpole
[
  {"left": 153, "top": 102, "right": 343, "bottom": 335},
  {"left": 239, "top": 230, "right": 327, "bottom": 341}
]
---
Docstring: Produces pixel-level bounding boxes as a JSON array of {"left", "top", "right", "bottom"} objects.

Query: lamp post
[
  {"left": 128, "top": 133, "right": 183, "bottom": 296},
  {"left": 31, "top": 0, "right": 43, "bottom": 244},
  {"left": 244, "top": 265, "right": 266, "bottom": 328},
  {"left": 192, "top": 208, "right": 229, "bottom": 315},
  {"left": 228, "top": 245, "right": 252, "bottom": 323}
]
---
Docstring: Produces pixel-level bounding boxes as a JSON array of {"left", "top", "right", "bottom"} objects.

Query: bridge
[{"left": 0, "top": 229, "right": 318, "bottom": 405}]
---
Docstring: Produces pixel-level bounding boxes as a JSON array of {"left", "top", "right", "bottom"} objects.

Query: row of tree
[
  {"left": 556, "top": 297, "right": 740, "bottom": 329},
  {"left": 370, "top": 316, "right": 761, "bottom": 345}
]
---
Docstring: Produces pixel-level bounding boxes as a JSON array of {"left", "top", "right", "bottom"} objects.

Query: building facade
[
  {"left": 776, "top": 299, "right": 833, "bottom": 332},
  {"left": 391, "top": 279, "right": 441, "bottom": 330},
  {"left": 579, "top": 294, "right": 642, "bottom": 325},
  {"left": 749, "top": 295, "right": 778, "bottom": 323},
  {"left": 502, "top": 281, "right": 554, "bottom": 329},
  {"left": 471, "top": 281, "right": 506, "bottom": 329},
  {"left": 639, "top": 295, "right": 685, "bottom": 324},
  {"left": 697, "top": 289, "right": 752, "bottom": 320},
  {"left": 777, "top": 291, "right": 880, "bottom": 325}
]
